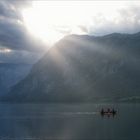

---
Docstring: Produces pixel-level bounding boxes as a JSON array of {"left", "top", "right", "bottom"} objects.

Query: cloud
[
  {"left": 0, "top": 0, "right": 48, "bottom": 64},
  {"left": 87, "top": 3, "right": 140, "bottom": 35},
  {"left": 0, "top": 0, "right": 46, "bottom": 64},
  {"left": 0, "top": 0, "right": 31, "bottom": 21},
  {"left": 0, "top": 0, "right": 47, "bottom": 52},
  {"left": 0, "top": 1, "right": 140, "bottom": 64},
  {"left": 0, "top": 49, "right": 45, "bottom": 64},
  {"left": 0, "top": 21, "right": 46, "bottom": 51}
]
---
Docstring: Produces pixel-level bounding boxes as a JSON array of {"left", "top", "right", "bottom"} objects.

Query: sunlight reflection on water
[{"left": 0, "top": 103, "right": 139, "bottom": 140}]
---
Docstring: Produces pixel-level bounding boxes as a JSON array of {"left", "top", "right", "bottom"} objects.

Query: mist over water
[{"left": 0, "top": 103, "right": 139, "bottom": 140}]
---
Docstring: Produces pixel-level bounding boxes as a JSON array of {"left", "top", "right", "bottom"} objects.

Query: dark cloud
[
  {"left": 0, "top": 0, "right": 47, "bottom": 53},
  {"left": 0, "top": 0, "right": 31, "bottom": 20},
  {"left": 78, "top": 25, "right": 88, "bottom": 33},
  {"left": 0, "top": 20, "right": 47, "bottom": 52},
  {"left": 0, "top": 0, "right": 47, "bottom": 64},
  {"left": 0, "top": 49, "right": 45, "bottom": 64}
]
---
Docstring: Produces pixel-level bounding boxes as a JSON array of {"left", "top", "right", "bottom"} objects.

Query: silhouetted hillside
[{"left": 6, "top": 32, "right": 140, "bottom": 102}]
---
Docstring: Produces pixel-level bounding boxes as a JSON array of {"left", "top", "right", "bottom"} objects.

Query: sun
[
  {"left": 22, "top": 1, "right": 87, "bottom": 45},
  {"left": 22, "top": 2, "right": 64, "bottom": 45},
  {"left": 22, "top": 1, "right": 126, "bottom": 45}
]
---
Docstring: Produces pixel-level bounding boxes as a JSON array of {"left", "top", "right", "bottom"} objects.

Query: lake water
[{"left": 0, "top": 103, "right": 140, "bottom": 140}]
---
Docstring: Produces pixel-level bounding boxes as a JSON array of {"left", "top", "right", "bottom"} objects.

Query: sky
[{"left": 0, "top": 0, "right": 140, "bottom": 64}]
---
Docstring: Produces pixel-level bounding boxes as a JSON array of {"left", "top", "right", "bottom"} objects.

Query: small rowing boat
[{"left": 100, "top": 108, "right": 117, "bottom": 116}]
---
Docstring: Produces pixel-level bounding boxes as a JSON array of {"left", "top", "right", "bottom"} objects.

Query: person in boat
[
  {"left": 107, "top": 108, "right": 110, "bottom": 113},
  {"left": 112, "top": 108, "right": 116, "bottom": 114},
  {"left": 100, "top": 108, "right": 117, "bottom": 116},
  {"left": 101, "top": 108, "right": 104, "bottom": 114},
  {"left": 100, "top": 108, "right": 104, "bottom": 116}
]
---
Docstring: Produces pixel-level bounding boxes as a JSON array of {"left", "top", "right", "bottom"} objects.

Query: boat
[{"left": 100, "top": 108, "right": 117, "bottom": 116}]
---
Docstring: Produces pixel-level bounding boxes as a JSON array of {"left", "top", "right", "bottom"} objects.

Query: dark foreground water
[{"left": 0, "top": 103, "right": 140, "bottom": 140}]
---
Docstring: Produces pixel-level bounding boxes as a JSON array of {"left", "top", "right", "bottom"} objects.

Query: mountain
[
  {"left": 0, "top": 63, "right": 32, "bottom": 95},
  {"left": 5, "top": 32, "right": 140, "bottom": 102}
]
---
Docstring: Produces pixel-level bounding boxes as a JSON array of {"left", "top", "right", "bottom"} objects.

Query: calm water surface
[{"left": 0, "top": 103, "right": 140, "bottom": 140}]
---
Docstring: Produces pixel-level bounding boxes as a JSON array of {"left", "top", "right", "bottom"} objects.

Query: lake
[{"left": 0, "top": 103, "right": 140, "bottom": 140}]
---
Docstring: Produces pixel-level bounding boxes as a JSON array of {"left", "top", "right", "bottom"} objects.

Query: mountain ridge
[{"left": 4, "top": 32, "right": 140, "bottom": 103}]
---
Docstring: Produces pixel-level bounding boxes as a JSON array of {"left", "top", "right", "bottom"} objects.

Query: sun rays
[{"left": 21, "top": 1, "right": 130, "bottom": 45}]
